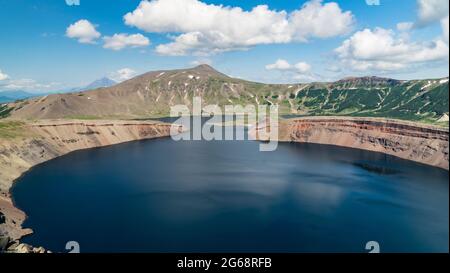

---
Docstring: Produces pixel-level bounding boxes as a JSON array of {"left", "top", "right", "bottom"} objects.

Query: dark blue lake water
[{"left": 12, "top": 123, "right": 449, "bottom": 253}]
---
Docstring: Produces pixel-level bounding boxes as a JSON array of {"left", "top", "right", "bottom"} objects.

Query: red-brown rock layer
[
  {"left": 277, "top": 117, "right": 449, "bottom": 170},
  {"left": 0, "top": 120, "right": 176, "bottom": 242}
]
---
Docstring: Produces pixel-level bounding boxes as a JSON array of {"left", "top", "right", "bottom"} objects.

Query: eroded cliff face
[
  {"left": 1, "top": 117, "right": 448, "bottom": 251},
  {"left": 273, "top": 117, "right": 449, "bottom": 170},
  {"left": 0, "top": 120, "right": 176, "bottom": 242}
]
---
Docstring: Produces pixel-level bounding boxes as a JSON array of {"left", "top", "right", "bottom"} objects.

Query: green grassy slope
[
  {"left": 4, "top": 65, "right": 449, "bottom": 125},
  {"left": 267, "top": 78, "right": 449, "bottom": 125}
]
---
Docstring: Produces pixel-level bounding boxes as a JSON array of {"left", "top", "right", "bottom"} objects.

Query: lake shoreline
[
  {"left": 0, "top": 119, "right": 178, "bottom": 252},
  {"left": 0, "top": 116, "right": 448, "bottom": 252},
  {"left": 251, "top": 116, "right": 449, "bottom": 170}
]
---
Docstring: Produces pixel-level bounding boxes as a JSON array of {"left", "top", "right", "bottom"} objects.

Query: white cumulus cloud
[
  {"left": 109, "top": 68, "right": 138, "bottom": 82},
  {"left": 103, "top": 33, "right": 150, "bottom": 50},
  {"left": 335, "top": 27, "right": 449, "bottom": 72},
  {"left": 124, "top": 0, "right": 354, "bottom": 56},
  {"left": 0, "top": 70, "right": 9, "bottom": 81},
  {"left": 0, "top": 78, "right": 62, "bottom": 92},
  {"left": 265, "top": 59, "right": 317, "bottom": 82},
  {"left": 66, "top": 19, "right": 101, "bottom": 44},
  {"left": 294, "top": 62, "right": 312, "bottom": 74},
  {"left": 416, "top": 0, "right": 449, "bottom": 26},
  {"left": 266, "top": 59, "right": 312, "bottom": 73},
  {"left": 265, "top": 59, "right": 292, "bottom": 71},
  {"left": 442, "top": 16, "right": 449, "bottom": 44},
  {"left": 397, "top": 22, "right": 414, "bottom": 32},
  {"left": 288, "top": 0, "right": 354, "bottom": 41}
]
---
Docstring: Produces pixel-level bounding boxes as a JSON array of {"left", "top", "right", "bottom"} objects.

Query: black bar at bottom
[{"left": 1, "top": 253, "right": 447, "bottom": 271}]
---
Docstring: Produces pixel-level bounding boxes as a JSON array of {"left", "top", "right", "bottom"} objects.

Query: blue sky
[{"left": 0, "top": 0, "right": 448, "bottom": 92}]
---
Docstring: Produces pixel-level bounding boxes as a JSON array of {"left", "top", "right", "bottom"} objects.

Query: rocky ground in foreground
[{"left": 0, "top": 235, "right": 47, "bottom": 253}]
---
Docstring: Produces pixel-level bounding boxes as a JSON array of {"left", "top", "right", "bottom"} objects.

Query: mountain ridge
[
  {"left": 0, "top": 77, "right": 118, "bottom": 103},
  {"left": 3, "top": 65, "right": 449, "bottom": 124},
  {"left": 0, "top": 91, "right": 35, "bottom": 103},
  {"left": 80, "top": 77, "right": 117, "bottom": 91}
]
